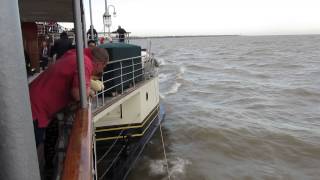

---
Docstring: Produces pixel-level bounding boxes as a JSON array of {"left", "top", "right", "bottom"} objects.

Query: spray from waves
[
  {"left": 149, "top": 157, "right": 191, "bottom": 179},
  {"left": 177, "top": 66, "right": 186, "bottom": 79},
  {"left": 149, "top": 159, "right": 166, "bottom": 175},
  {"left": 167, "top": 82, "right": 182, "bottom": 95},
  {"left": 168, "top": 158, "right": 191, "bottom": 178},
  {"left": 160, "top": 94, "right": 166, "bottom": 99},
  {"left": 161, "top": 82, "right": 181, "bottom": 99},
  {"left": 157, "top": 57, "right": 167, "bottom": 66},
  {"left": 160, "top": 66, "right": 186, "bottom": 99},
  {"left": 159, "top": 73, "right": 171, "bottom": 83}
]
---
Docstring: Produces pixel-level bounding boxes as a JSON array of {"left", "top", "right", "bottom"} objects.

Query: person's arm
[
  {"left": 71, "top": 87, "right": 81, "bottom": 101},
  {"left": 71, "top": 82, "right": 91, "bottom": 102}
]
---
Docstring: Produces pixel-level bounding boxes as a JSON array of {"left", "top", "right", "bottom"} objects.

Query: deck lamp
[{"left": 103, "top": 3, "right": 116, "bottom": 36}]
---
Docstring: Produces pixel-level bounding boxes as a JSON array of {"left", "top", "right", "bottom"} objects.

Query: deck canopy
[{"left": 19, "top": 0, "right": 74, "bottom": 22}]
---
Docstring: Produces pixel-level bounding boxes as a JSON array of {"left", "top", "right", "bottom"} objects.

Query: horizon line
[{"left": 96, "top": 33, "right": 320, "bottom": 38}]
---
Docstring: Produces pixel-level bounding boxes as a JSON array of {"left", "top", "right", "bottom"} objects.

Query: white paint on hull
[{"left": 94, "top": 77, "right": 159, "bottom": 127}]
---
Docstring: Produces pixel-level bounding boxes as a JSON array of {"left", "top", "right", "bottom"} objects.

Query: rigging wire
[
  {"left": 98, "top": 108, "right": 159, "bottom": 179},
  {"left": 96, "top": 126, "right": 126, "bottom": 164},
  {"left": 96, "top": 102, "right": 159, "bottom": 164},
  {"left": 99, "top": 145, "right": 126, "bottom": 180}
]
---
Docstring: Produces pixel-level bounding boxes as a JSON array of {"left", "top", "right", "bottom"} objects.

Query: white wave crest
[
  {"left": 167, "top": 82, "right": 181, "bottom": 95},
  {"left": 160, "top": 93, "right": 166, "bottom": 99},
  {"left": 148, "top": 157, "right": 191, "bottom": 179},
  {"left": 179, "top": 66, "right": 186, "bottom": 74},
  {"left": 159, "top": 73, "right": 170, "bottom": 83},
  {"left": 149, "top": 159, "right": 166, "bottom": 175},
  {"left": 157, "top": 58, "right": 167, "bottom": 66},
  {"left": 177, "top": 66, "right": 186, "bottom": 79},
  {"left": 169, "top": 158, "right": 191, "bottom": 178}
]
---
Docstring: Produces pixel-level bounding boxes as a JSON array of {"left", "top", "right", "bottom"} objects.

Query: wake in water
[
  {"left": 160, "top": 66, "right": 186, "bottom": 98},
  {"left": 149, "top": 157, "right": 191, "bottom": 180},
  {"left": 157, "top": 57, "right": 167, "bottom": 66}
]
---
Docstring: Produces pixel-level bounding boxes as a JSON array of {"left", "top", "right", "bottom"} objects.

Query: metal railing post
[
  {"left": 96, "top": 93, "right": 99, "bottom": 107},
  {"left": 102, "top": 75, "right": 105, "bottom": 106},
  {"left": 132, "top": 58, "right": 135, "bottom": 87},
  {"left": 120, "top": 61, "right": 124, "bottom": 94},
  {"left": 91, "top": 55, "right": 155, "bottom": 113},
  {"left": 73, "top": 0, "right": 88, "bottom": 108}
]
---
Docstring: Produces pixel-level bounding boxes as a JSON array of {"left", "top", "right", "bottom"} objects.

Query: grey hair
[{"left": 91, "top": 47, "right": 109, "bottom": 63}]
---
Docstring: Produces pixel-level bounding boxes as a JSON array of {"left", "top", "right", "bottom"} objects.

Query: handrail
[
  {"left": 107, "top": 55, "right": 143, "bottom": 65},
  {"left": 61, "top": 104, "right": 93, "bottom": 180},
  {"left": 102, "top": 61, "right": 142, "bottom": 76},
  {"left": 92, "top": 52, "right": 157, "bottom": 112}
]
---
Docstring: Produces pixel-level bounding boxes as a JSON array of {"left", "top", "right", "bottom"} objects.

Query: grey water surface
[{"left": 128, "top": 35, "right": 320, "bottom": 180}]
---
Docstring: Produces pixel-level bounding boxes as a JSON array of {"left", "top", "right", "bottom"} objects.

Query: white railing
[
  {"left": 109, "top": 32, "right": 131, "bottom": 43},
  {"left": 92, "top": 52, "right": 157, "bottom": 112}
]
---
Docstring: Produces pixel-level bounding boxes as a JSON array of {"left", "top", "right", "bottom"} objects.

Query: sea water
[{"left": 128, "top": 35, "right": 320, "bottom": 180}]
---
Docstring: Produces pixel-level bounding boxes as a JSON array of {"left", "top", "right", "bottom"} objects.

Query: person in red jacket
[{"left": 29, "top": 47, "right": 108, "bottom": 146}]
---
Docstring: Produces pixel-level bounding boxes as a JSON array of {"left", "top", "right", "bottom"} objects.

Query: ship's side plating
[{"left": 91, "top": 48, "right": 164, "bottom": 179}]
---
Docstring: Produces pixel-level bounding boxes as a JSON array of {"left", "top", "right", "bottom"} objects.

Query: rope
[{"left": 159, "top": 123, "right": 171, "bottom": 180}]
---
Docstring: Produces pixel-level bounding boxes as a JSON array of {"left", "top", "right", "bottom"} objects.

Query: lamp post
[
  {"left": 89, "top": 0, "right": 94, "bottom": 40},
  {"left": 103, "top": 1, "right": 116, "bottom": 37}
]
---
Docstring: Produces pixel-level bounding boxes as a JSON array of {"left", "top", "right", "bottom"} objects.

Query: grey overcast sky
[{"left": 77, "top": 0, "right": 320, "bottom": 36}]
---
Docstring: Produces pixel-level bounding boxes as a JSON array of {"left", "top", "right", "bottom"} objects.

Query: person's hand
[
  {"left": 91, "top": 80, "right": 104, "bottom": 91},
  {"left": 89, "top": 89, "right": 96, "bottom": 98}
]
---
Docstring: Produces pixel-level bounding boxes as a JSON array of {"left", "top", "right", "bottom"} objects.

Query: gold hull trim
[{"left": 95, "top": 104, "right": 159, "bottom": 141}]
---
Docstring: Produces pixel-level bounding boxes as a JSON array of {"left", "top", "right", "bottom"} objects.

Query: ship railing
[
  {"left": 60, "top": 102, "right": 93, "bottom": 180},
  {"left": 91, "top": 52, "right": 157, "bottom": 112},
  {"left": 36, "top": 22, "right": 65, "bottom": 35},
  {"left": 103, "top": 32, "right": 131, "bottom": 43}
]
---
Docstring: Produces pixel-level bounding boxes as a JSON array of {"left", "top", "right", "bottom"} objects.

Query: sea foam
[{"left": 149, "top": 157, "right": 191, "bottom": 179}]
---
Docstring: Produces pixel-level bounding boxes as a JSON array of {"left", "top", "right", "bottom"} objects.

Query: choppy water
[{"left": 128, "top": 35, "right": 320, "bottom": 180}]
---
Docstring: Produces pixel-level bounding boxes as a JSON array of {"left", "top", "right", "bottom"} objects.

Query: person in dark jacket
[
  {"left": 114, "top": 26, "right": 127, "bottom": 42},
  {"left": 87, "top": 28, "right": 98, "bottom": 41},
  {"left": 50, "top": 32, "right": 72, "bottom": 59}
]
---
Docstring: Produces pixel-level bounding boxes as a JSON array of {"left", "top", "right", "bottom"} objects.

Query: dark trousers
[
  {"left": 33, "top": 120, "right": 45, "bottom": 147},
  {"left": 40, "top": 57, "right": 49, "bottom": 70},
  {"left": 33, "top": 119, "right": 59, "bottom": 180}
]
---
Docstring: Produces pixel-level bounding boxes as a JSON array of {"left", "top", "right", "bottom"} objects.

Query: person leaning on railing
[
  {"left": 113, "top": 25, "right": 127, "bottom": 42},
  {"left": 29, "top": 47, "right": 109, "bottom": 148}
]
